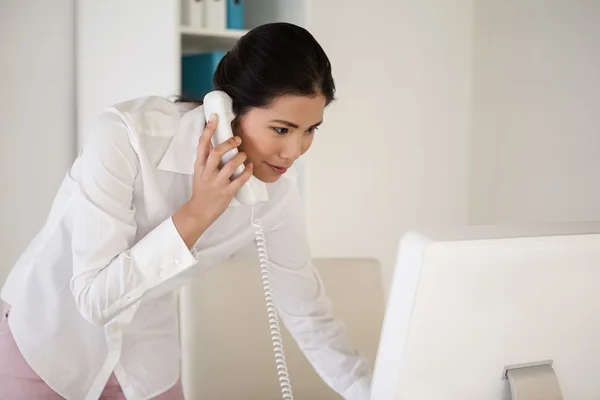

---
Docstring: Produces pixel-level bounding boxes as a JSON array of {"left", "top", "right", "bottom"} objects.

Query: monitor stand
[{"left": 502, "top": 360, "right": 564, "bottom": 400}]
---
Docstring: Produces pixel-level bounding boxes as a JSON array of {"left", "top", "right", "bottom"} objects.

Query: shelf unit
[{"left": 77, "top": 0, "right": 306, "bottom": 149}]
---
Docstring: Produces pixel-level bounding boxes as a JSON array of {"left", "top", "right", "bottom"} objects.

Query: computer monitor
[{"left": 370, "top": 222, "right": 600, "bottom": 400}]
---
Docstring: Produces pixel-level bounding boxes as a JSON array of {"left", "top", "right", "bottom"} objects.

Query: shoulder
[
  {"left": 107, "top": 96, "right": 186, "bottom": 137},
  {"left": 82, "top": 95, "right": 192, "bottom": 158},
  {"left": 79, "top": 96, "right": 189, "bottom": 168}
]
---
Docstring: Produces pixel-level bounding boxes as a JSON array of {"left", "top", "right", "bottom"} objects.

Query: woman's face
[{"left": 234, "top": 94, "right": 326, "bottom": 183}]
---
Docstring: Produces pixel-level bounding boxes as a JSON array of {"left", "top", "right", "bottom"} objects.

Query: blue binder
[
  {"left": 226, "top": 0, "right": 244, "bottom": 30},
  {"left": 181, "top": 51, "right": 226, "bottom": 100}
]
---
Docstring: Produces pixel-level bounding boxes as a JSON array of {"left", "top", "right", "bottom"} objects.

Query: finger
[
  {"left": 196, "top": 114, "right": 217, "bottom": 168},
  {"left": 227, "top": 163, "right": 254, "bottom": 194},
  {"left": 216, "top": 151, "right": 248, "bottom": 183},
  {"left": 205, "top": 136, "right": 242, "bottom": 177}
]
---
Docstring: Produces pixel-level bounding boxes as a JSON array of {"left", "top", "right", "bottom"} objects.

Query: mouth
[{"left": 266, "top": 162, "right": 290, "bottom": 174}]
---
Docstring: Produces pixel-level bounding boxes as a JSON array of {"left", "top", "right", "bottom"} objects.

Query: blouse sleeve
[{"left": 70, "top": 109, "right": 198, "bottom": 326}]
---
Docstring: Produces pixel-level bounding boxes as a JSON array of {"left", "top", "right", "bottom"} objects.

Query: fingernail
[
  {"left": 235, "top": 136, "right": 241, "bottom": 143},
  {"left": 209, "top": 113, "right": 216, "bottom": 122},
  {"left": 248, "top": 163, "right": 253, "bottom": 169}
]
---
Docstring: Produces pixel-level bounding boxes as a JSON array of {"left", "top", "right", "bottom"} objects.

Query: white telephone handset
[
  {"left": 202, "top": 91, "right": 267, "bottom": 206},
  {"left": 203, "top": 90, "right": 294, "bottom": 399}
]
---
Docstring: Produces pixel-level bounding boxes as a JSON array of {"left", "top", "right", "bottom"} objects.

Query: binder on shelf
[
  {"left": 181, "top": 0, "right": 204, "bottom": 28},
  {"left": 226, "top": 0, "right": 244, "bottom": 30},
  {"left": 204, "top": 0, "right": 226, "bottom": 30},
  {"left": 181, "top": 52, "right": 226, "bottom": 100}
]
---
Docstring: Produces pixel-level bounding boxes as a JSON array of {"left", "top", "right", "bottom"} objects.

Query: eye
[
  {"left": 307, "top": 126, "right": 320, "bottom": 134},
  {"left": 272, "top": 127, "right": 289, "bottom": 135}
]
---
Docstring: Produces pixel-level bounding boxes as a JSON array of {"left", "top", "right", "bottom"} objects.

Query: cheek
[
  {"left": 235, "top": 121, "right": 263, "bottom": 156},
  {"left": 241, "top": 132, "right": 274, "bottom": 159}
]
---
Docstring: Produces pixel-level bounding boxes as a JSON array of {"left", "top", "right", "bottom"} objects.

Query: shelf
[{"left": 180, "top": 26, "right": 248, "bottom": 53}]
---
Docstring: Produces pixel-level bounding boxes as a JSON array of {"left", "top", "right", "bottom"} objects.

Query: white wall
[
  {"left": 305, "top": 0, "right": 600, "bottom": 290},
  {"left": 0, "top": 1, "right": 76, "bottom": 286},
  {"left": 470, "top": 0, "right": 600, "bottom": 224},
  {"left": 305, "top": 0, "right": 473, "bottom": 288},
  {"left": 77, "top": 0, "right": 179, "bottom": 148}
]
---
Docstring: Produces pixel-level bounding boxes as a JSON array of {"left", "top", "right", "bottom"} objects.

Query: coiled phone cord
[{"left": 251, "top": 207, "right": 294, "bottom": 400}]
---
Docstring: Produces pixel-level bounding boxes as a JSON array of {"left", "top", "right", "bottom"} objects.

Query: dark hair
[{"left": 178, "top": 22, "right": 335, "bottom": 117}]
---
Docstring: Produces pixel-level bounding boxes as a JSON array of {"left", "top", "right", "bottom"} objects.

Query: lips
[{"left": 267, "top": 163, "right": 289, "bottom": 174}]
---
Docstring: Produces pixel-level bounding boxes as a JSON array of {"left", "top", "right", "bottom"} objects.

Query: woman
[{"left": 0, "top": 22, "right": 371, "bottom": 399}]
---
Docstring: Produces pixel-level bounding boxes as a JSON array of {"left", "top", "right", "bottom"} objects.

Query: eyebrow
[{"left": 270, "top": 119, "right": 323, "bottom": 129}]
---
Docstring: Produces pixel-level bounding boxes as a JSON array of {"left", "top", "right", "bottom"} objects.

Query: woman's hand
[{"left": 173, "top": 113, "right": 253, "bottom": 248}]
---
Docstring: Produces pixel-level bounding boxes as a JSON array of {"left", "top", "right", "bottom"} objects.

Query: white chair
[{"left": 179, "top": 257, "right": 385, "bottom": 399}]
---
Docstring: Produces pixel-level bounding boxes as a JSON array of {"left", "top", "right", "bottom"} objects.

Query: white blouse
[{"left": 0, "top": 96, "right": 371, "bottom": 400}]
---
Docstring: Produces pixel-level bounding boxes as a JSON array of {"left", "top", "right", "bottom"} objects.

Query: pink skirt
[{"left": 0, "top": 303, "right": 184, "bottom": 399}]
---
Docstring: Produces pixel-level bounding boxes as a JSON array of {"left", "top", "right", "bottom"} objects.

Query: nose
[{"left": 278, "top": 134, "right": 302, "bottom": 162}]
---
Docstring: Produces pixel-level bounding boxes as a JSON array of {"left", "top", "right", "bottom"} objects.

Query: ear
[{"left": 231, "top": 116, "right": 242, "bottom": 136}]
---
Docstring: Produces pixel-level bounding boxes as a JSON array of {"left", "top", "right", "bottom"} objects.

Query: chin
[
  {"left": 254, "top": 173, "right": 281, "bottom": 184},
  {"left": 253, "top": 167, "right": 283, "bottom": 183}
]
